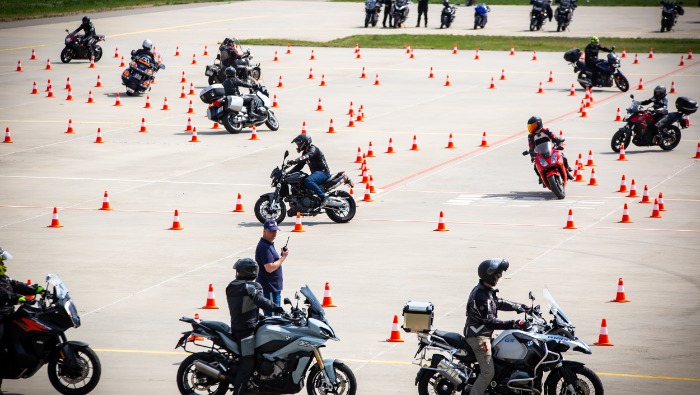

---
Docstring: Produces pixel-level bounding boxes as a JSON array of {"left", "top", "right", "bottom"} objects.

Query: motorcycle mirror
[
  {"left": 216, "top": 54, "right": 221, "bottom": 60},
  {"left": 284, "top": 297, "right": 292, "bottom": 305},
  {"left": 284, "top": 150, "right": 289, "bottom": 159},
  {"left": 159, "top": 64, "right": 166, "bottom": 70},
  {"left": 630, "top": 94, "right": 635, "bottom": 99},
  {"left": 529, "top": 291, "right": 535, "bottom": 301},
  {"left": 294, "top": 291, "right": 300, "bottom": 300}
]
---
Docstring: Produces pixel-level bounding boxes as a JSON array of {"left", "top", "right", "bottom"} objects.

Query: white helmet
[{"left": 142, "top": 39, "right": 153, "bottom": 50}]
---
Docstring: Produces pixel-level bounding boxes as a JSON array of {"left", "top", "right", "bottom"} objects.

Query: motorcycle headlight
[
  {"left": 538, "top": 158, "right": 548, "bottom": 167},
  {"left": 65, "top": 38, "right": 70, "bottom": 44},
  {"left": 551, "top": 156, "right": 558, "bottom": 165}
]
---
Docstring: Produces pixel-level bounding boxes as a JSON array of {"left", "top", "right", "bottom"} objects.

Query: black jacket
[
  {"left": 290, "top": 144, "right": 330, "bottom": 174},
  {"left": 641, "top": 96, "right": 669, "bottom": 113},
  {"left": 131, "top": 48, "right": 156, "bottom": 66},
  {"left": 226, "top": 279, "right": 282, "bottom": 332},
  {"left": 72, "top": 22, "right": 96, "bottom": 40},
  {"left": 223, "top": 76, "right": 254, "bottom": 97},
  {"left": 528, "top": 127, "right": 563, "bottom": 156},
  {"left": 0, "top": 276, "right": 34, "bottom": 317},
  {"left": 464, "top": 282, "right": 522, "bottom": 338},
  {"left": 584, "top": 42, "right": 611, "bottom": 68}
]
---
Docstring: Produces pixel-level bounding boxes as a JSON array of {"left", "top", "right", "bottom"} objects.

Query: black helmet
[
  {"left": 527, "top": 116, "right": 543, "bottom": 135},
  {"left": 291, "top": 134, "right": 312, "bottom": 153},
  {"left": 478, "top": 258, "right": 510, "bottom": 286},
  {"left": 224, "top": 66, "right": 236, "bottom": 78},
  {"left": 234, "top": 258, "right": 258, "bottom": 280},
  {"left": 653, "top": 85, "right": 667, "bottom": 99},
  {"left": 82, "top": 16, "right": 90, "bottom": 24}
]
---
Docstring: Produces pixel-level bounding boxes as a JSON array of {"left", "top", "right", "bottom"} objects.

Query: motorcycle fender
[
  {"left": 544, "top": 360, "right": 587, "bottom": 387},
  {"left": 415, "top": 366, "right": 438, "bottom": 386},
  {"left": 57, "top": 340, "right": 90, "bottom": 370},
  {"left": 613, "top": 69, "right": 625, "bottom": 79},
  {"left": 259, "top": 191, "right": 276, "bottom": 203},
  {"left": 321, "top": 358, "right": 338, "bottom": 383}
]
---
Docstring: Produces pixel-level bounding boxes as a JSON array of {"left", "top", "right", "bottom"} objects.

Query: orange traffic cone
[
  {"left": 188, "top": 313, "right": 205, "bottom": 341},
  {"left": 174, "top": 46, "right": 180, "bottom": 56},
  {"left": 272, "top": 94, "right": 278, "bottom": 108},
  {"left": 184, "top": 117, "right": 193, "bottom": 132},
  {"left": 189, "top": 82, "right": 195, "bottom": 95},
  {"left": 374, "top": 74, "right": 380, "bottom": 86},
  {"left": 161, "top": 97, "right": 170, "bottom": 110},
  {"left": 580, "top": 104, "right": 587, "bottom": 118},
  {"left": 669, "top": 81, "right": 676, "bottom": 94},
  {"left": 499, "top": 68, "right": 506, "bottom": 81},
  {"left": 249, "top": 125, "right": 259, "bottom": 140},
  {"left": 585, "top": 150, "right": 596, "bottom": 166},
  {"left": 233, "top": 193, "right": 245, "bottom": 212},
  {"left": 46, "top": 84, "right": 55, "bottom": 98},
  {"left": 617, "top": 144, "right": 627, "bottom": 161},
  {"left": 640, "top": 185, "right": 651, "bottom": 203},
  {"left": 434, "top": 211, "right": 449, "bottom": 232},
  {"left": 305, "top": 67, "right": 314, "bottom": 80},
  {"left": 31, "top": 81, "right": 38, "bottom": 94},
  {"left": 360, "top": 66, "right": 367, "bottom": 78},
  {"left": 479, "top": 132, "right": 489, "bottom": 147},
  {"left": 316, "top": 97, "right": 323, "bottom": 111},
  {"left": 202, "top": 284, "right": 219, "bottom": 309},
  {"left": 327, "top": 118, "right": 335, "bottom": 133},
  {"left": 621, "top": 48, "right": 627, "bottom": 58},
  {"left": 428, "top": 66, "right": 435, "bottom": 79},
  {"left": 386, "top": 137, "right": 396, "bottom": 153},
  {"left": 273, "top": 50, "right": 279, "bottom": 62},
  {"left": 277, "top": 75, "right": 284, "bottom": 88},
  {"left": 593, "top": 319, "right": 614, "bottom": 346},
  {"left": 569, "top": 84, "right": 576, "bottom": 96},
  {"left": 444, "top": 74, "right": 451, "bottom": 87},
  {"left": 95, "top": 74, "right": 103, "bottom": 87},
  {"left": 30, "top": 49, "right": 37, "bottom": 60},
  {"left": 650, "top": 199, "right": 663, "bottom": 218},
  {"left": 113, "top": 93, "right": 122, "bottom": 106},
  {"left": 139, "top": 118, "right": 148, "bottom": 133},
  {"left": 94, "top": 128, "right": 104, "bottom": 143},
  {"left": 489, "top": 77, "right": 495, "bottom": 89},
  {"left": 84, "top": 90, "right": 95, "bottom": 103},
  {"left": 65, "top": 88, "right": 73, "bottom": 101},
  {"left": 509, "top": 45, "right": 515, "bottom": 56},
  {"left": 347, "top": 114, "right": 355, "bottom": 127},
  {"left": 409, "top": 49, "right": 415, "bottom": 59},
  {"left": 575, "top": 163, "right": 585, "bottom": 182},
  {"left": 65, "top": 119, "right": 75, "bottom": 134},
  {"left": 191, "top": 53, "right": 197, "bottom": 65},
  {"left": 179, "top": 85, "right": 187, "bottom": 99},
  {"left": 611, "top": 278, "right": 631, "bottom": 303},
  {"left": 473, "top": 49, "right": 480, "bottom": 60},
  {"left": 169, "top": 210, "right": 184, "bottom": 230},
  {"left": 355, "top": 147, "right": 363, "bottom": 163},
  {"left": 531, "top": 50, "right": 538, "bottom": 61},
  {"left": 451, "top": 43, "right": 458, "bottom": 54},
  {"left": 618, "top": 203, "right": 633, "bottom": 223},
  {"left": 633, "top": 54, "right": 639, "bottom": 64},
  {"left": 367, "top": 141, "right": 375, "bottom": 157},
  {"left": 386, "top": 315, "right": 404, "bottom": 342},
  {"left": 362, "top": 184, "right": 373, "bottom": 202},
  {"left": 547, "top": 70, "right": 554, "bottom": 83},
  {"left": 292, "top": 212, "right": 305, "bottom": 232},
  {"left": 25, "top": 279, "right": 34, "bottom": 300},
  {"left": 203, "top": 45, "right": 209, "bottom": 56},
  {"left": 113, "top": 47, "right": 119, "bottom": 58},
  {"left": 410, "top": 135, "right": 420, "bottom": 151},
  {"left": 564, "top": 209, "right": 577, "bottom": 229},
  {"left": 347, "top": 101, "right": 355, "bottom": 116},
  {"left": 614, "top": 107, "right": 622, "bottom": 121},
  {"left": 322, "top": 282, "right": 337, "bottom": 307},
  {"left": 688, "top": 49, "right": 694, "bottom": 60},
  {"left": 657, "top": 192, "right": 666, "bottom": 211},
  {"left": 648, "top": 48, "right": 654, "bottom": 59},
  {"left": 693, "top": 142, "right": 700, "bottom": 159},
  {"left": 3, "top": 128, "right": 13, "bottom": 143},
  {"left": 319, "top": 74, "right": 327, "bottom": 86},
  {"left": 144, "top": 95, "right": 152, "bottom": 108},
  {"left": 618, "top": 175, "right": 628, "bottom": 193},
  {"left": 588, "top": 168, "right": 598, "bottom": 186},
  {"left": 626, "top": 179, "right": 638, "bottom": 197},
  {"left": 189, "top": 127, "right": 200, "bottom": 142},
  {"left": 446, "top": 133, "right": 456, "bottom": 149},
  {"left": 187, "top": 100, "right": 195, "bottom": 114},
  {"left": 47, "top": 207, "right": 63, "bottom": 228},
  {"left": 310, "top": 49, "right": 316, "bottom": 60},
  {"left": 99, "top": 191, "right": 112, "bottom": 210},
  {"left": 637, "top": 78, "right": 644, "bottom": 90},
  {"left": 212, "top": 122, "right": 220, "bottom": 129},
  {"left": 355, "top": 48, "right": 362, "bottom": 59},
  {"left": 45, "top": 58, "right": 52, "bottom": 70},
  {"left": 119, "top": 56, "right": 125, "bottom": 67},
  {"left": 88, "top": 56, "right": 95, "bottom": 68},
  {"left": 368, "top": 175, "right": 376, "bottom": 193},
  {"left": 537, "top": 81, "right": 544, "bottom": 94},
  {"left": 16, "top": 60, "right": 22, "bottom": 72}
]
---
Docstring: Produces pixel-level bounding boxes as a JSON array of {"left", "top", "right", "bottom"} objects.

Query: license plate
[
  {"left": 205, "top": 70, "right": 214, "bottom": 76},
  {"left": 134, "top": 73, "right": 142, "bottom": 80}
]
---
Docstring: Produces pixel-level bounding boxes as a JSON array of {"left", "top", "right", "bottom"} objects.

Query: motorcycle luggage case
[
  {"left": 199, "top": 84, "right": 225, "bottom": 104},
  {"left": 402, "top": 301, "right": 434, "bottom": 333},
  {"left": 675, "top": 96, "right": 698, "bottom": 115},
  {"left": 563, "top": 48, "right": 581, "bottom": 63},
  {"left": 227, "top": 95, "right": 245, "bottom": 112}
]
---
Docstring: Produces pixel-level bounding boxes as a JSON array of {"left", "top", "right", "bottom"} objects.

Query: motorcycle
[
  {"left": 660, "top": 0, "right": 684, "bottom": 32},
  {"left": 472, "top": 3, "right": 489, "bottom": 29},
  {"left": 60, "top": 29, "right": 105, "bottom": 63},
  {"left": 365, "top": 0, "right": 382, "bottom": 27},
  {"left": 529, "top": 0, "right": 550, "bottom": 31},
  {"left": 205, "top": 39, "right": 261, "bottom": 85},
  {"left": 1, "top": 274, "right": 101, "bottom": 394},
  {"left": 121, "top": 54, "right": 165, "bottom": 96},
  {"left": 412, "top": 288, "right": 604, "bottom": 395},
  {"left": 564, "top": 47, "right": 629, "bottom": 92},
  {"left": 440, "top": 2, "right": 457, "bottom": 29},
  {"left": 554, "top": 0, "right": 576, "bottom": 32},
  {"left": 611, "top": 95, "right": 697, "bottom": 153},
  {"left": 522, "top": 141, "right": 568, "bottom": 199},
  {"left": 391, "top": 0, "right": 410, "bottom": 27},
  {"left": 254, "top": 151, "right": 355, "bottom": 225},
  {"left": 199, "top": 83, "right": 279, "bottom": 134},
  {"left": 175, "top": 286, "right": 357, "bottom": 395}
]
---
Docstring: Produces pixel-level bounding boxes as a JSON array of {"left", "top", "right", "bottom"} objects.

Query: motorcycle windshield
[
  {"left": 366, "top": 0, "right": 377, "bottom": 7},
  {"left": 534, "top": 141, "right": 554, "bottom": 158},
  {"left": 543, "top": 288, "right": 572, "bottom": 326},
  {"left": 47, "top": 273, "right": 81, "bottom": 328},
  {"left": 300, "top": 286, "right": 326, "bottom": 321}
]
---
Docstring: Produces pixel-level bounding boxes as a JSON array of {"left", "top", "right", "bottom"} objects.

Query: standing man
[
  {"left": 255, "top": 220, "right": 288, "bottom": 316},
  {"left": 416, "top": 0, "right": 429, "bottom": 27},
  {"left": 382, "top": 0, "right": 394, "bottom": 27}
]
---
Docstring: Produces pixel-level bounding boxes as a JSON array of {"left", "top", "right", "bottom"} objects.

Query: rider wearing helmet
[
  {"left": 71, "top": 16, "right": 97, "bottom": 59},
  {"left": 288, "top": 134, "right": 332, "bottom": 207},
  {"left": 219, "top": 37, "right": 245, "bottom": 68},
  {"left": 584, "top": 36, "right": 612, "bottom": 85},
  {"left": 527, "top": 116, "right": 574, "bottom": 182},
  {"left": 642, "top": 85, "right": 671, "bottom": 133},
  {"left": 131, "top": 39, "right": 156, "bottom": 66},
  {"left": 226, "top": 258, "right": 284, "bottom": 395},
  {"left": 464, "top": 258, "right": 530, "bottom": 395},
  {"left": 222, "top": 66, "right": 262, "bottom": 121}
]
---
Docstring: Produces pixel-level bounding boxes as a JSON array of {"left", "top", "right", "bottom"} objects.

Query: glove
[
  {"left": 511, "top": 320, "right": 527, "bottom": 330},
  {"left": 287, "top": 159, "right": 298, "bottom": 166},
  {"left": 274, "top": 306, "right": 285, "bottom": 314},
  {"left": 34, "top": 285, "right": 45, "bottom": 295},
  {"left": 516, "top": 304, "right": 530, "bottom": 314},
  {"left": 17, "top": 296, "right": 27, "bottom": 304}
]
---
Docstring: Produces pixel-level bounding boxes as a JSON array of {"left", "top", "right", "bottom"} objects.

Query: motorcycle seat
[
  {"left": 433, "top": 330, "right": 468, "bottom": 350},
  {"left": 322, "top": 172, "right": 346, "bottom": 187},
  {"left": 200, "top": 320, "right": 231, "bottom": 334}
]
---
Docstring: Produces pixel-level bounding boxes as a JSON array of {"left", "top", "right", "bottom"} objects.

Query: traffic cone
[
  {"left": 614, "top": 107, "right": 622, "bottom": 121},
  {"left": 593, "top": 319, "right": 614, "bottom": 346},
  {"left": 187, "top": 100, "right": 195, "bottom": 114},
  {"left": 169, "top": 210, "right": 184, "bottom": 230},
  {"left": 189, "top": 127, "right": 200, "bottom": 142},
  {"left": 563, "top": 209, "right": 577, "bottom": 229},
  {"left": 479, "top": 132, "right": 489, "bottom": 147},
  {"left": 359, "top": 166, "right": 368, "bottom": 183},
  {"left": 277, "top": 76, "right": 284, "bottom": 88},
  {"left": 434, "top": 211, "right": 449, "bottom": 232},
  {"left": 693, "top": 142, "right": 700, "bottom": 159},
  {"left": 621, "top": 48, "right": 627, "bottom": 58},
  {"left": 30, "top": 49, "right": 37, "bottom": 60},
  {"left": 355, "top": 147, "right": 363, "bottom": 163},
  {"left": 249, "top": 124, "right": 259, "bottom": 140},
  {"left": 489, "top": 77, "right": 495, "bottom": 89},
  {"left": 585, "top": 150, "right": 596, "bottom": 166},
  {"left": 386, "top": 315, "right": 404, "bottom": 342},
  {"left": 347, "top": 114, "right": 355, "bottom": 127},
  {"left": 410, "top": 135, "right": 419, "bottom": 151},
  {"left": 94, "top": 128, "right": 104, "bottom": 143},
  {"left": 47, "top": 207, "right": 63, "bottom": 228},
  {"left": 451, "top": 43, "right": 458, "bottom": 54},
  {"left": 679, "top": 56, "right": 685, "bottom": 67},
  {"left": 618, "top": 175, "right": 628, "bottom": 193},
  {"left": 569, "top": 84, "right": 576, "bottom": 96},
  {"left": 362, "top": 184, "right": 373, "bottom": 202},
  {"left": 47, "top": 85, "right": 55, "bottom": 98},
  {"left": 509, "top": 45, "right": 515, "bottom": 56},
  {"left": 688, "top": 49, "right": 694, "bottom": 60},
  {"left": 140, "top": 118, "right": 147, "bottom": 133},
  {"left": 531, "top": 50, "right": 538, "bottom": 61},
  {"left": 588, "top": 168, "right": 598, "bottom": 186},
  {"left": 547, "top": 70, "right": 554, "bottom": 83},
  {"left": 626, "top": 179, "right": 638, "bottom": 197},
  {"left": 648, "top": 48, "right": 654, "bottom": 59},
  {"left": 25, "top": 279, "right": 34, "bottom": 300},
  {"left": 640, "top": 185, "right": 651, "bottom": 203},
  {"left": 650, "top": 199, "right": 662, "bottom": 218},
  {"left": 112, "top": 93, "right": 122, "bottom": 106},
  {"left": 16, "top": 60, "right": 22, "bottom": 72},
  {"left": 3, "top": 128, "right": 13, "bottom": 143},
  {"left": 292, "top": 212, "right": 305, "bottom": 232},
  {"left": 189, "top": 83, "right": 195, "bottom": 95},
  {"left": 368, "top": 175, "right": 376, "bottom": 193},
  {"left": 180, "top": 85, "right": 187, "bottom": 98},
  {"left": 537, "top": 81, "right": 544, "bottom": 94},
  {"left": 356, "top": 106, "right": 364, "bottom": 122},
  {"left": 374, "top": 74, "right": 380, "bottom": 86},
  {"left": 580, "top": 104, "right": 587, "bottom": 118},
  {"left": 495, "top": 69, "right": 504, "bottom": 82},
  {"left": 386, "top": 138, "right": 396, "bottom": 153},
  {"left": 637, "top": 78, "right": 644, "bottom": 90},
  {"left": 559, "top": 130, "right": 565, "bottom": 143},
  {"left": 321, "top": 282, "right": 337, "bottom": 307},
  {"left": 367, "top": 141, "right": 375, "bottom": 157},
  {"left": 611, "top": 278, "right": 631, "bottom": 303},
  {"left": 319, "top": 74, "right": 327, "bottom": 86},
  {"left": 66, "top": 119, "right": 75, "bottom": 134},
  {"left": 99, "top": 191, "right": 112, "bottom": 210},
  {"left": 301, "top": 121, "right": 307, "bottom": 134},
  {"left": 174, "top": 46, "right": 180, "bottom": 56},
  {"left": 113, "top": 47, "right": 119, "bottom": 58},
  {"left": 188, "top": 313, "right": 205, "bottom": 341},
  {"left": 327, "top": 118, "right": 335, "bottom": 133},
  {"left": 202, "top": 284, "right": 219, "bottom": 309},
  {"left": 161, "top": 97, "right": 170, "bottom": 110},
  {"left": 45, "top": 58, "right": 52, "bottom": 70},
  {"left": 444, "top": 74, "right": 451, "bottom": 87},
  {"left": 446, "top": 133, "right": 456, "bottom": 149},
  {"left": 65, "top": 88, "right": 73, "bottom": 101},
  {"left": 618, "top": 203, "right": 633, "bottom": 223},
  {"left": 633, "top": 54, "right": 639, "bottom": 64},
  {"left": 272, "top": 94, "right": 278, "bottom": 107},
  {"left": 316, "top": 98, "right": 323, "bottom": 111},
  {"left": 144, "top": 95, "right": 152, "bottom": 108},
  {"left": 119, "top": 56, "right": 125, "bottom": 67},
  {"left": 64, "top": 77, "right": 71, "bottom": 90},
  {"left": 360, "top": 66, "right": 367, "bottom": 78},
  {"left": 308, "top": 68, "right": 314, "bottom": 79},
  {"left": 575, "top": 163, "right": 584, "bottom": 182},
  {"left": 409, "top": 49, "right": 415, "bottom": 59},
  {"left": 185, "top": 117, "right": 193, "bottom": 132},
  {"left": 617, "top": 143, "right": 627, "bottom": 161},
  {"left": 212, "top": 122, "right": 220, "bottom": 129},
  {"left": 657, "top": 192, "right": 666, "bottom": 211},
  {"left": 356, "top": 49, "right": 362, "bottom": 59},
  {"left": 89, "top": 56, "right": 95, "bottom": 68},
  {"left": 203, "top": 45, "right": 209, "bottom": 56},
  {"left": 31, "top": 81, "right": 38, "bottom": 94},
  {"left": 233, "top": 193, "right": 245, "bottom": 212},
  {"left": 474, "top": 49, "right": 480, "bottom": 60},
  {"left": 273, "top": 50, "right": 279, "bottom": 61},
  {"left": 95, "top": 74, "right": 103, "bottom": 88},
  {"left": 347, "top": 102, "right": 355, "bottom": 116},
  {"left": 310, "top": 49, "right": 316, "bottom": 60},
  {"left": 191, "top": 53, "right": 197, "bottom": 65},
  {"left": 669, "top": 81, "right": 676, "bottom": 94}
]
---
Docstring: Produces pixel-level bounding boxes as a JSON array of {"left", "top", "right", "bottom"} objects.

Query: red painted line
[{"left": 0, "top": 205, "right": 245, "bottom": 216}]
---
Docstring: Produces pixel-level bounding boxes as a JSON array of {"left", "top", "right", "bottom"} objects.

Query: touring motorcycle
[
  {"left": 564, "top": 47, "right": 629, "bottom": 91},
  {"left": 522, "top": 141, "right": 568, "bottom": 199},
  {"left": 440, "top": 1, "right": 457, "bottom": 29},
  {"left": 121, "top": 54, "right": 165, "bottom": 96},
  {"left": 554, "top": 0, "right": 576, "bottom": 32},
  {"left": 199, "top": 83, "right": 279, "bottom": 134},
  {"left": 611, "top": 95, "right": 697, "bottom": 153},
  {"left": 529, "top": 0, "right": 550, "bottom": 31},
  {"left": 60, "top": 29, "right": 105, "bottom": 63},
  {"left": 1, "top": 274, "right": 101, "bottom": 394},
  {"left": 473, "top": 3, "right": 488, "bottom": 29},
  {"left": 364, "top": 0, "right": 382, "bottom": 27},
  {"left": 412, "top": 288, "right": 604, "bottom": 395},
  {"left": 254, "top": 151, "right": 355, "bottom": 225},
  {"left": 205, "top": 39, "right": 261, "bottom": 85},
  {"left": 660, "top": 0, "right": 684, "bottom": 32},
  {"left": 175, "top": 286, "right": 357, "bottom": 395},
  {"left": 391, "top": 0, "right": 410, "bottom": 27}
]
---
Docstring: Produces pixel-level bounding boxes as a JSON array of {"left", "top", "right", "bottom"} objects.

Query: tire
[
  {"left": 176, "top": 352, "right": 229, "bottom": 395},
  {"left": 577, "top": 71, "right": 590, "bottom": 90},
  {"left": 93, "top": 46, "right": 103, "bottom": 62},
  {"left": 614, "top": 74, "right": 629, "bottom": 92},
  {"left": 557, "top": 21, "right": 562, "bottom": 32},
  {"left": 365, "top": 13, "right": 370, "bottom": 27},
  {"left": 265, "top": 111, "right": 280, "bottom": 131},
  {"left": 254, "top": 196, "right": 286, "bottom": 224},
  {"left": 417, "top": 370, "right": 459, "bottom": 395},
  {"left": 251, "top": 67, "right": 261, "bottom": 80},
  {"left": 325, "top": 191, "right": 356, "bottom": 223},
  {"left": 611, "top": 128, "right": 631, "bottom": 153},
  {"left": 659, "top": 125, "right": 681, "bottom": 151},
  {"left": 306, "top": 360, "right": 356, "bottom": 395},
  {"left": 60, "top": 47, "right": 73, "bottom": 63},
  {"left": 47, "top": 346, "right": 101, "bottom": 395},
  {"left": 221, "top": 112, "right": 243, "bottom": 134},
  {"left": 125, "top": 90, "right": 134, "bottom": 96},
  {"left": 208, "top": 75, "right": 217, "bottom": 85},
  {"left": 530, "top": 21, "right": 536, "bottom": 31},
  {"left": 544, "top": 365, "right": 604, "bottom": 395},
  {"left": 547, "top": 174, "right": 566, "bottom": 200}
]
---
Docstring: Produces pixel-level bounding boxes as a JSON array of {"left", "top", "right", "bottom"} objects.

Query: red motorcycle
[
  {"left": 60, "top": 29, "right": 105, "bottom": 63},
  {"left": 611, "top": 95, "right": 697, "bottom": 153},
  {"left": 522, "top": 141, "right": 568, "bottom": 199}
]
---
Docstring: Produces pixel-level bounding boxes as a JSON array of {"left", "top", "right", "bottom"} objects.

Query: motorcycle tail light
[
  {"left": 213, "top": 100, "right": 221, "bottom": 106},
  {"left": 680, "top": 118, "right": 690, "bottom": 128},
  {"left": 122, "top": 70, "right": 129, "bottom": 77}
]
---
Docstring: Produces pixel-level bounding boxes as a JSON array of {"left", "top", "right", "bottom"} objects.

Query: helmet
[
  {"left": 142, "top": 39, "right": 152, "bottom": 50},
  {"left": 82, "top": 16, "right": 90, "bottom": 24},
  {"left": 527, "top": 116, "right": 543, "bottom": 135},
  {"left": 478, "top": 258, "right": 510, "bottom": 286},
  {"left": 291, "top": 134, "right": 312, "bottom": 153},
  {"left": 590, "top": 36, "right": 599, "bottom": 44},
  {"left": 224, "top": 66, "right": 237, "bottom": 78},
  {"left": 234, "top": 258, "right": 259, "bottom": 280},
  {"left": 0, "top": 247, "right": 12, "bottom": 276},
  {"left": 653, "top": 85, "right": 667, "bottom": 99}
]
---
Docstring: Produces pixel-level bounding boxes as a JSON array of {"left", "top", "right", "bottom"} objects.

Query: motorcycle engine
[
  {"left": 505, "top": 370, "right": 533, "bottom": 389},
  {"left": 287, "top": 195, "right": 319, "bottom": 215},
  {"left": 257, "top": 360, "right": 288, "bottom": 387}
]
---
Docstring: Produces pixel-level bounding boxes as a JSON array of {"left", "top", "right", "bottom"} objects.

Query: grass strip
[{"left": 331, "top": 0, "right": 680, "bottom": 6}]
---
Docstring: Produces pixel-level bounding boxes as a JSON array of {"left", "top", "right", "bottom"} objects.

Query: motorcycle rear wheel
[
  {"left": 417, "top": 370, "right": 459, "bottom": 395},
  {"left": 176, "top": 352, "right": 229, "bottom": 395},
  {"left": 547, "top": 174, "right": 566, "bottom": 200},
  {"left": 306, "top": 361, "right": 357, "bottom": 395},
  {"left": 60, "top": 47, "right": 73, "bottom": 63},
  {"left": 614, "top": 75, "right": 629, "bottom": 92},
  {"left": 544, "top": 365, "right": 603, "bottom": 395},
  {"left": 611, "top": 129, "right": 631, "bottom": 153},
  {"left": 47, "top": 346, "right": 102, "bottom": 395},
  {"left": 222, "top": 113, "right": 243, "bottom": 134},
  {"left": 326, "top": 190, "right": 356, "bottom": 223},
  {"left": 254, "top": 196, "right": 286, "bottom": 224},
  {"left": 659, "top": 125, "right": 681, "bottom": 151}
]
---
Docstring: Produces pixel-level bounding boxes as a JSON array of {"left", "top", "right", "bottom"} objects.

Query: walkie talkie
[{"left": 282, "top": 236, "right": 290, "bottom": 252}]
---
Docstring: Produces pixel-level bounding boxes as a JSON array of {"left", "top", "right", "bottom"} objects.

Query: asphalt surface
[{"left": 1, "top": 1, "right": 699, "bottom": 394}]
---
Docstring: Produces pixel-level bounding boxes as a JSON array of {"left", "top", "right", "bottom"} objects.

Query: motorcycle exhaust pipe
[
  {"left": 576, "top": 78, "right": 590, "bottom": 86},
  {"left": 436, "top": 359, "right": 465, "bottom": 387},
  {"left": 193, "top": 361, "right": 226, "bottom": 381}
]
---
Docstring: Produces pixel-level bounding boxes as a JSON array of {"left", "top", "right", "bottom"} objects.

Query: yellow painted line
[
  {"left": 598, "top": 372, "right": 700, "bottom": 382},
  {"left": 93, "top": 348, "right": 187, "bottom": 355}
]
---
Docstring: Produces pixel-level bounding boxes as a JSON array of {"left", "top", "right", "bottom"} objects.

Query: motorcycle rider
[
  {"left": 641, "top": 85, "right": 670, "bottom": 133},
  {"left": 71, "top": 16, "right": 97, "bottom": 59},
  {"left": 130, "top": 39, "right": 156, "bottom": 66},
  {"left": 382, "top": 0, "right": 394, "bottom": 27},
  {"left": 288, "top": 134, "right": 332, "bottom": 207},
  {"left": 584, "top": 36, "right": 612, "bottom": 85},
  {"left": 530, "top": 0, "right": 553, "bottom": 22},
  {"left": 416, "top": 0, "right": 429, "bottom": 27},
  {"left": 554, "top": 0, "right": 577, "bottom": 21},
  {"left": 219, "top": 37, "right": 245, "bottom": 68},
  {"left": 225, "top": 258, "right": 284, "bottom": 395},
  {"left": 527, "top": 116, "right": 574, "bottom": 181},
  {"left": 222, "top": 66, "right": 262, "bottom": 122},
  {"left": 464, "top": 258, "right": 530, "bottom": 395}
]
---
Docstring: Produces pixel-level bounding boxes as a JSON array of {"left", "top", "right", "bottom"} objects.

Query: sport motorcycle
[
  {"left": 60, "top": 29, "right": 105, "bottom": 63},
  {"left": 563, "top": 47, "right": 629, "bottom": 91},
  {"left": 0, "top": 274, "right": 101, "bottom": 394},
  {"left": 472, "top": 3, "right": 488, "bottom": 29},
  {"left": 365, "top": 0, "right": 382, "bottom": 27},
  {"left": 205, "top": 39, "right": 261, "bottom": 85},
  {"left": 522, "top": 141, "right": 568, "bottom": 200},
  {"left": 440, "top": 2, "right": 457, "bottom": 29},
  {"left": 611, "top": 95, "right": 697, "bottom": 153},
  {"left": 121, "top": 54, "right": 165, "bottom": 96},
  {"left": 554, "top": 0, "right": 576, "bottom": 32},
  {"left": 199, "top": 83, "right": 279, "bottom": 134},
  {"left": 254, "top": 151, "right": 355, "bottom": 225},
  {"left": 175, "top": 286, "right": 357, "bottom": 395},
  {"left": 412, "top": 288, "right": 604, "bottom": 395},
  {"left": 391, "top": 0, "right": 410, "bottom": 27}
]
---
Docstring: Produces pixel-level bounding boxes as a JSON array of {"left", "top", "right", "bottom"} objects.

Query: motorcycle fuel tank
[
  {"left": 256, "top": 324, "right": 299, "bottom": 353},
  {"left": 493, "top": 333, "right": 528, "bottom": 362}
]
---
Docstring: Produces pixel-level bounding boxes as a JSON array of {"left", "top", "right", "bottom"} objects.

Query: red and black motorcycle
[
  {"left": 611, "top": 95, "right": 697, "bottom": 153},
  {"left": 60, "top": 29, "right": 105, "bottom": 63},
  {"left": 523, "top": 141, "right": 568, "bottom": 199}
]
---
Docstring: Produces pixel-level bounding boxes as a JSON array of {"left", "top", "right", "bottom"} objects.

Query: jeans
[
  {"left": 304, "top": 171, "right": 330, "bottom": 200},
  {"left": 263, "top": 291, "right": 281, "bottom": 317},
  {"left": 467, "top": 336, "right": 495, "bottom": 395}
]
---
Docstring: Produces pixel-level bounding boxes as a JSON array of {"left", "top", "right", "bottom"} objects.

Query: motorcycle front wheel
[
  {"left": 93, "top": 45, "right": 103, "bottom": 62},
  {"left": 545, "top": 365, "right": 604, "bottom": 395},
  {"left": 265, "top": 111, "right": 280, "bottom": 131},
  {"left": 254, "top": 196, "right": 286, "bottom": 224},
  {"left": 611, "top": 128, "right": 632, "bottom": 153},
  {"left": 306, "top": 360, "right": 357, "bottom": 395},
  {"left": 614, "top": 74, "right": 630, "bottom": 92},
  {"left": 176, "top": 353, "right": 229, "bottom": 395},
  {"left": 547, "top": 174, "right": 566, "bottom": 199},
  {"left": 365, "top": 13, "right": 371, "bottom": 27},
  {"left": 530, "top": 21, "right": 536, "bottom": 31},
  {"left": 417, "top": 370, "right": 459, "bottom": 395},
  {"left": 60, "top": 47, "right": 73, "bottom": 63},
  {"left": 659, "top": 125, "right": 681, "bottom": 151},
  {"left": 251, "top": 67, "right": 261, "bottom": 80},
  {"left": 326, "top": 190, "right": 356, "bottom": 223},
  {"left": 222, "top": 113, "right": 243, "bottom": 134},
  {"left": 47, "top": 346, "right": 102, "bottom": 395}
]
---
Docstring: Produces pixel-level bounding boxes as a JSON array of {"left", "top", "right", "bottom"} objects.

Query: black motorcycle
[
  {"left": 60, "top": 29, "right": 105, "bottom": 63},
  {"left": 472, "top": 2, "right": 489, "bottom": 29},
  {"left": 440, "top": 2, "right": 457, "bottom": 29},
  {"left": 529, "top": 0, "right": 551, "bottom": 31},
  {"left": 199, "top": 83, "right": 279, "bottom": 133},
  {"left": 365, "top": 0, "right": 382, "bottom": 27},
  {"left": 564, "top": 47, "right": 629, "bottom": 91},
  {"left": 205, "top": 39, "right": 261, "bottom": 85},
  {"left": 254, "top": 151, "right": 356, "bottom": 225},
  {"left": 121, "top": 54, "right": 165, "bottom": 96},
  {"left": 1, "top": 274, "right": 101, "bottom": 394},
  {"left": 391, "top": 0, "right": 410, "bottom": 27},
  {"left": 554, "top": 0, "right": 576, "bottom": 32},
  {"left": 660, "top": 0, "right": 684, "bottom": 32}
]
